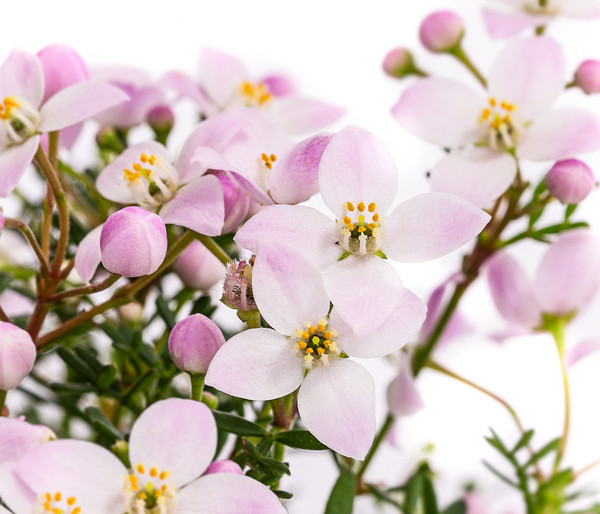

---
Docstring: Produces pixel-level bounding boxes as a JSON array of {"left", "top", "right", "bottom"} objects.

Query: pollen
[
  {"left": 478, "top": 96, "right": 522, "bottom": 151},
  {"left": 337, "top": 199, "right": 382, "bottom": 256},
  {"left": 261, "top": 152, "right": 277, "bottom": 170},
  {"left": 308, "top": 325, "right": 316, "bottom": 335},
  {"left": 357, "top": 201, "right": 365, "bottom": 212},
  {"left": 368, "top": 202, "right": 376, "bottom": 212},
  {"left": 150, "top": 467, "right": 158, "bottom": 477},
  {"left": 137, "top": 464, "right": 145, "bottom": 474},
  {"left": 295, "top": 320, "right": 340, "bottom": 368},
  {"left": 240, "top": 81, "right": 272, "bottom": 107},
  {"left": 346, "top": 202, "right": 355, "bottom": 211},
  {"left": 317, "top": 323, "right": 326, "bottom": 332}
]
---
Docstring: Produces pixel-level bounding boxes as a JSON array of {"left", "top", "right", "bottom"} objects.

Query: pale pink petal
[
  {"left": 0, "top": 461, "right": 36, "bottom": 514},
  {"left": 297, "top": 359, "right": 375, "bottom": 460},
  {"left": 486, "top": 252, "right": 541, "bottom": 328},
  {"left": 0, "top": 418, "right": 54, "bottom": 462},
  {"left": 94, "top": 84, "right": 164, "bottom": 129},
  {"left": 331, "top": 287, "right": 426, "bottom": 358},
  {"left": 561, "top": 1, "right": 600, "bottom": 17},
  {"left": 391, "top": 78, "right": 483, "bottom": 148},
  {"left": 319, "top": 126, "right": 398, "bottom": 216},
  {"left": 566, "top": 339, "right": 600, "bottom": 368},
  {"left": 323, "top": 256, "right": 402, "bottom": 336},
  {"left": 489, "top": 37, "right": 565, "bottom": 120},
  {"left": 269, "top": 133, "right": 331, "bottom": 204},
  {"left": 490, "top": 326, "right": 532, "bottom": 342},
  {"left": 160, "top": 70, "right": 212, "bottom": 112},
  {"left": 482, "top": 8, "right": 544, "bottom": 38},
  {"left": 384, "top": 192, "right": 490, "bottom": 263},
  {"left": 159, "top": 175, "right": 224, "bottom": 236},
  {"left": 74, "top": 225, "right": 103, "bottom": 284},
  {"left": 534, "top": 229, "right": 600, "bottom": 315},
  {"left": 252, "top": 243, "right": 330, "bottom": 335},
  {"left": 37, "top": 44, "right": 89, "bottom": 103},
  {"left": 518, "top": 107, "right": 600, "bottom": 161},
  {"left": 234, "top": 204, "right": 339, "bottom": 269},
  {"left": 0, "top": 135, "right": 39, "bottom": 197},
  {"left": 129, "top": 399, "right": 216, "bottom": 487},
  {"left": 260, "top": 74, "right": 296, "bottom": 96},
  {"left": 386, "top": 359, "right": 425, "bottom": 417},
  {"left": 96, "top": 141, "right": 169, "bottom": 204},
  {"left": 199, "top": 48, "right": 248, "bottom": 108},
  {"left": 0, "top": 50, "right": 44, "bottom": 107},
  {"left": 205, "top": 329, "right": 304, "bottom": 400},
  {"left": 13, "top": 440, "right": 126, "bottom": 514},
  {"left": 270, "top": 96, "right": 344, "bottom": 134},
  {"left": 175, "top": 473, "right": 286, "bottom": 514},
  {"left": 228, "top": 170, "right": 275, "bottom": 205},
  {"left": 429, "top": 148, "right": 517, "bottom": 208},
  {"left": 39, "top": 82, "right": 129, "bottom": 132}
]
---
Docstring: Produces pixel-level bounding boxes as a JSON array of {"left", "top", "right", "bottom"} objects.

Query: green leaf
[
  {"left": 272, "top": 490, "right": 293, "bottom": 500},
  {"left": 156, "top": 296, "right": 176, "bottom": 331},
  {"left": 442, "top": 500, "right": 467, "bottom": 514},
  {"left": 212, "top": 411, "right": 267, "bottom": 437},
  {"left": 56, "top": 347, "right": 97, "bottom": 382},
  {"left": 257, "top": 457, "right": 291, "bottom": 476},
  {"left": 85, "top": 406, "right": 123, "bottom": 441},
  {"left": 523, "top": 437, "right": 560, "bottom": 469},
  {"left": 512, "top": 429, "right": 534, "bottom": 454},
  {"left": 97, "top": 365, "right": 117, "bottom": 390},
  {"left": 484, "top": 428, "right": 511, "bottom": 458},
  {"left": 423, "top": 475, "right": 439, "bottom": 514},
  {"left": 404, "top": 472, "right": 424, "bottom": 513},
  {"left": 274, "top": 430, "right": 328, "bottom": 450},
  {"left": 0, "top": 273, "right": 12, "bottom": 294},
  {"left": 49, "top": 382, "right": 96, "bottom": 395},
  {"left": 325, "top": 470, "right": 355, "bottom": 514},
  {"left": 482, "top": 461, "right": 519, "bottom": 489},
  {"left": 565, "top": 204, "right": 577, "bottom": 220},
  {"left": 190, "top": 295, "right": 217, "bottom": 317}
]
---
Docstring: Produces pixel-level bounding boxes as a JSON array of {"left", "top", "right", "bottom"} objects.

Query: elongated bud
[
  {"left": 168, "top": 314, "right": 226, "bottom": 374},
  {"left": 546, "top": 159, "right": 595, "bottom": 204},
  {"left": 575, "top": 60, "right": 600, "bottom": 94},
  {"left": 37, "top": 44, "right": 89, "bottom": 102},
  {"left": 100, "top": 206, "right": 167, "bottom": 277},
  {"left": 382, "top": 48, "right": 423, "bottom": 79},
  {"left": 0, "top": 322, "right": 36, "bottom": 390},
  {"left": 204, "top": 459, "right": 243, "bottom": 475},
  {"left": 419, "top": 11, "right": 464, "bottom": 53},
  {"left": 223, "top": 259, "right": 257, "bottom": 311}
]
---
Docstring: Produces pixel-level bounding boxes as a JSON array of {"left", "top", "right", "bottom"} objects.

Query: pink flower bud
[
  {"left": 419, "top": 11, "right": 464, "bottom": 53},
  {"left": 36, "top": 44, "right": 89, "bottom": 103},
  {"left": 173, "top": 241, "right": 225, "bottom": 291},
  {"left": 546, "top": 159, "right": 595, "bottom": 204},
  {"left": 146, "top": 104, "right": 175, "bottom": 133},
  {"left": 204, "top": 459, "right": 243, "bottom": 475},
  {"left": 575, "top": 60, "right": 600, "bottom": 94},
  {"left": 223, "top": 259, "right": 257, "bottom": 311},
  {"left": 210, "top": 171, "right": 250, "bottom": 234},
  {"left": 168, "top": 314, "right": 225, "bottom": 374},
  {"left": 100, "top": 207, "right": 167, "bottom": 277},
  {"left": 382, "top": 47, "right": 416, "bottom": 79},
  {"left": 0, "top": 322, "right": 36, "bottom": 390}
]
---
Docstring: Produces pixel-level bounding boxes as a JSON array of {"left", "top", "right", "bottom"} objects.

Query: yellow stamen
[
  {"left": 346, "top": 202, "right": 354, "bottom": 211},
  {"left": 149, "top": 155, "right": 156, "bottom": 165},
  {"left": 54, "top": 492, "right": 61, "bottom": 502},
  {"left": 140, "top": 153, "right": 148, "bottom": 163},
  {"left": 368, "top": 223, "right": 377, "bottom": 230},
  {"left": 46, "top": 493, "right": 52, "bottom": 502},
  {"left": 301, "top": 331, "right": 309, "bottom": 339},
  {"left": 344, "top": 216, "right": 352, "bottom": 226},
  {"left": 357, "top": 201, "right": 365, "bottom": 212},
  {"left": 368, "top": 202, "right": 376, "bottom": 212},
  {"left": 137, "top": 464, "right": 145, "bottom": 474},
  {"left": 139, "top": 492, "right": 147, "bottom": 500},
  {"left": 67, "top": 497, "right": 76, "bottom": 506},
  {"left": 261, "top": 153, "right": 269, "bottom": 162},
  {"left": 305, "top": 348, "right": 314, "bottom": 354},
  {"left": 270, "top": 154, "right": 277, "bottom": 161},
  {"left": 72, "top": 509, "right": 81, "bottom": 514},
  {"left": 298, "top": 341, "right": 307, "bottom": 349},
  {"left": 372, "top": 213, "right": 379, "bottom": 222},
  {"left": 308, "top": 326, "right": 316, "bottom": 335},
  {"left": 161, "top": 484, "right": 168, "bottom": 493},
  {"left": 481, "top": 108, "right": 491, "bottom": 121},
  {"left": 489, "top": 97, "right": 497, "bottom": 107},
  {"left": 150, "top": 467, "right": 158, "bottom": 477},
  {"left": 265, "top": 162, "right": 272, "bottom": 170},
  {"left": 317, "top": 323, "right": 325, "bottom": 332},
  {"left": 323, "top": 339, "right": 330, "bottom": 347},
  {"left": 347, "top": 224, "right": 354, "bottom": 231},
  {"left": 132, "top": 163, "right": 142, "bottom": 171},
  {"left": 44, "top": 503, "right": 51, "bottom": 512},
  {"left": 324, "top": 331, "right": 332, "bottom": 339},
  {"left": 358, "top": 226, "right": 366, "bottom": 233},
  {"left": 159, "top": 471, "right": 169, "bottom": 480},
  {"left": 317, "top": 348, "right": 325, "bottom": 356}
]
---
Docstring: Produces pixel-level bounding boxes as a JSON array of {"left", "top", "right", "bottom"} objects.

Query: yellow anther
[
  {"left": 305, "top": 348, "right": 314, "bottom": 354},
  {"left": 52, "top": 508, "right": 61, "bottom": 514},
  {"left": 150, "top": 467, "right": 158, "bottom": 477},
  {"left": 261, "top": 153, "right": 269, "bottom": 161},
  {"left": 140, "top": 153, "right": 148, "bottom": 163},
  {"left": 72, "top": 509, "right": 81, "bottom": 514},
  {"left": 132, "top": 163, "right": 142, "bottom": 171},
  {"left": 123, "top": 169, "right": 141, "bottom": 182},
  {"left": 368, "top": 222, "right": 377, "bottom": 230},
  {"left": 505, "top": 103, "right": 514, "bottom": 111},
  {"left": 481, "top": 108, "right": 491, "bottom": 121},
  {"left": 489, "top": 97, "right": 497, "bottom": 107},
  {"left": 503, "top": 115, "right": 511, "bottom": 122},
  {"left": 317, "top": 347, "right": 325, "bottom": 356},
  {"left": 357, "top": 201, "right": 365, "bottom": 212},
  {"left": 324, "top": 330, "right": 332, "bottom": 339},
  {"left": 347, "top": 224, "right": 355, "bottom": 231},
  {"left": 139, "top": 492, "right": 147, "bottom": 500},
  {"left": 137, "top": 464, "right": 145, "bottom": 474},
  {"left": 311, "top": 336, "right": 320, "bottom": 345},
  {"left": 358, "top": 226, "right": 366, "bottom": 233},
  {"left": 270, "top": 154, "right": 277, "bottom": 161},
  {"left": 323, "top": 339, "right": 330, "bottom": 347},
  {"left": 161, "top": 484, "right": 167, "bottom": 493},
  {"left": 308, "top": 326, "right": 316, "bottom": 335},
  {"left": 317, "top": 323, "right": 325, "bottom": 332},
  {"left": 159, "top": 471, "right": 169, "bottom": 480},
  {"left": 346, "top": 202, "right": 355, "bottom": 211},
  {"left": 44, "top": 503, "right": 51, "bottom": 512},
  {"left": 344, "top": 216, "right": 352, "bottom": 226},
  {"left": 149, "top": 155, "right": 156, "bottom": 165},
  {"left": 372, "top": 213, "right": 379, "bottom": 222},
  {"left": 242, "top": 82, "right": 254, "bottom": 96},
  {"left": 265, "top": 162, "right": 272, "bottom": 170},
  {"left": 67, "top": 497, "right": 76, "bottom": 506},
  {"left": 368, "top": 202, "right": 376, "bottom": 212},
  {"left": 298, "top": 341, "right": 307, "bottom": 349},
  {"left": 46, "top": 493, "right": 52, "bottom": 502},
  {"left": 301, "top": 331, "right": 309, "bottom": 339},
  {"left": 258, "top": 93, "right": 271, "bottom": 105},
  {"left": 54, "top": 492, "right": 62, "bottom": 502}
]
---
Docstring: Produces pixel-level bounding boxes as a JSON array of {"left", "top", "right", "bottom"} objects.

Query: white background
[{"left": 4, "top": 1, "right": 600, "bottom": 513}]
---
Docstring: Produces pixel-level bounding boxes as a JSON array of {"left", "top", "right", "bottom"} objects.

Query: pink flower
[
  {"left": 545, "top": 158, "right": 595, "bottom": 204},
  {"left": 482, "top": 0, "right": 600, "bottom": 39},
  {"left": 575, "top": 59, "right": 600, "bottom": 94},
  {"left": 392, "top": 37, "right": 600, "bottom": 207},
  {"left": 206, "top": 243, "right": 426, "bottom": 460},
  {"left": 163, "top": 47, "right": 344, "bottom": 135},
  {"left": 0, "top": 399, "right": 285, "bottom": 513},
  {"left": 0, "top": 50, "right": 128, "bottom": 197},
  {"left": 419, "top": 11, "right": 464, "bottom": 53},
  {"left": 0, "top": 322, "right": 36, "bottom": 391},
  {"left": 236, "top": 125, "right": 489, "bottom": 335}
]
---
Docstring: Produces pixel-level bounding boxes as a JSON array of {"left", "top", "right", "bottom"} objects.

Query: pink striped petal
[
  {"left": 297, "top": 359, "right": 375, "bottom": 460},
  {"left": 270, "top": 96, "right": 344, "bottom": 135},
  {"left": 0, "top": 135, "right": 39, "bottom": 197},
  {"left": 74, "top": 225, "right": 103, "bottom": 284},
  {"left": 0, "top": 50, "right": 44, "bottom": 107},
  {"left": 384, "top": 192, "right": 490, "bottom": 263},
  {"left": 482, "top": 8, "right": 544, "bottom": 38},
  {"left": 205, "top": 329, "right": 304, "bottom": 400}
]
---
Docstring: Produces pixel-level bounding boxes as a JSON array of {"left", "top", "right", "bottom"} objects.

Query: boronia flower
[
  {"left": 235, "top": 125, "right": 489, "bottom": 335},
  {"left": 0, "top": 49, "right": 128, "bottom": 197},
  {"left": 392, "top": 37, "right": 600, "bottom": 207},
  {"left": 0, "top": 399, "right": 285, "bottom": 514},
  {"left": 206, "top": 243, "right": 426, "bottom": 460}
]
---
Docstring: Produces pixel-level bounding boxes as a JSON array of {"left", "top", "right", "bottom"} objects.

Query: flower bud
[
  {"left": 173, "top": 241, "right": 225, "bottom": 291},
  {"left": 546, "top": 159, "right": 595, "bottom": 204},
  {"left": 147, "top": 104, "right": 175, "bottom": 143},
  {"left": 168, "top": 314, "right": 225, "bottom": 374},
  {"left": 223, "top": 259, "right": 257, "bottom": 311},
  {"left": 575, "top": 60, "right": 600, "bottom": 94},
  {"left": 210, "top": 171, "right": 250, "bottom": 234},
  {"left": 419, "top": 11, "right": 464, "bottom": 53},
  {"left": 118, "top": 301, "right": 144, "bottom": 323},
  {"left": 100, "top": 207, "right": 167, "bottom": 277},
  {"left": 204, "top": 459, "right": 243, "bottom": 475},
  {"left": 382, "top": 48, "right": 417, "bottom": 79},
  {"left": 0, "top": 322, "right": 36, "bottom": 390},
  {"left": 37, "top": 44, "right": 89, "bottom": 103}
]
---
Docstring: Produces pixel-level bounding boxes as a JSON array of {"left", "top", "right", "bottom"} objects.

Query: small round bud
[
  {"left": 118, "top": 301, "right": 144, "bottom": 323},
  {"left": 223, "top": 259, "right": 257, "bottom": 312},
  {"left": 173, "top": 241, "right": 225, "bottom": 291},
  {"left": 147, "top": 104, "right": 175, "bottom": 133},
  {"left": 0, "top": 322, "right": 36, "bottom": 390},
  {"left": 100, "top": 207, "right": 167, "bottom": 277},
  {"left": 382, "top": 47, "right": 416, "bottom": 79},
  {"left": 204, "top": 459, "right": 243, "bottom": 475},
  {"left": 419, "top": 11, "right": 464, "bottom": 53},
  {"left": 575, "top": 60, "right": 600, "bottom": 94},
  {"left": 37, "top": 44, "right": 89, "bottom": 103},
  {"left": 168, "top": 314, "right": 226, "bottom": 374},
  {"left": 546, "top": 159, "right": 595, "bottom": 204}
]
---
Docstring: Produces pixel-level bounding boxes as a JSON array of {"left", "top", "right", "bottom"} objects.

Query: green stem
[
  {"left": 194, "top": 233, "right": 232, "bottom": 266},
  {"left": 190, "top": 373, "right": 205, "bottom": 402},
  {"left": 449, "top": 45, "right": 487, "bottom": 88},
  {"left": 0, "top": 389, "right": 6, "bottom": 415},
  {"left": 356, "top": 413, "right": 394, "bottom": 483},
  {"left": 48, "top": 273, "right": 121, "bottom": 302},
  {"left": 4, "top": 217, "right": 51, "bottom": 276}
]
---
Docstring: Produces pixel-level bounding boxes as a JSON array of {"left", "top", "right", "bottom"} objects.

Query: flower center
[
  {"left": 223, "top": 259, "right": 257, "bottom": 311},
  {"left": 239, "top": 81, "right": 272, "bottom": 108},
  {"left": 0, "top": 95, "right": 40, "bottom": 146},
  {"left": 523, "top": 0, "right": 560, "bottom": 15},
  {"left": 336, "top": 201, "right": 382, "bottom": 257},
  {"left": 478, "top": 97, "right": 523, "bottom": 152},
  {"left": 293, "top": 319, "right": 341, "bottom": 369},
  {"left": 37, "top": 491, "right": 82, "bottom": 514},
  {"left": 124, "top": 463, "right": 175, "bottom": 514},
  {"left": 260, "top": 152, "right": 277, "bottom": 170},
  {"left": 122, "top": 153, "right": 178, "bottom": 209}
]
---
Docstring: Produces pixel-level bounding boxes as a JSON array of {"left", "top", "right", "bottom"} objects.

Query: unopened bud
[
  {"left": 147, "top": 104, "right": 175, "bottom": 143},
  {"left": 204, "top": 459, "right": 243, "bottom": 475},
  {"left": 546, "top": 159, "right": 595, "bottom": 204},
  {"left": 575, "top": 60, "right": 600, "bottom": 94},
  {"left": 419, "top": 11, "right": 464, "bottom": 53},
  {"left": 118, "top": 301, "right": 144, "bottom": 323},
  {"left": 383, "top": 48, "right": 420, "bottom": 79},
  {"left": 223, "top": 259, "right": 257, "bottom": 312},
  {"left": 174, "top": 241, "right": 225, "bottom": 291},
  {"left": 0, "top": 322, "right": 36, "bottom": 390}
]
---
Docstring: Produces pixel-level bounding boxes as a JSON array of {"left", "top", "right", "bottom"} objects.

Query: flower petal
[
  {"left": 429, "top": 148, "right": 517, "bottom": 208},
  {"left": 0, "top": 50, "right": 44, "bottom": 107},
  {"left": 205, "top": 329, "right": 304, "bottom": 400},
  {"left": 566, "top": 339, "right": 600, "bottom": 368},
  {"left": 0, "top": 418, "right": 54, "bottom": 463},
  {"left": 384, "top": 192, "right": 490, "bottom": 262},
  {"left": 386, "top": 358, "right": 425, "bottom": 417},
  {"left": 39, "top": 82, "right": 129, "bottom": 132},
  {"left": 0, "top": 461, "right": 36, "bottom": 514},
  {"left": 160, "top": 70, "right": 212, "bottom": 112},
  {"left": 297, "top": 359, "right": 375, "bottom": 460},
  {"left": 129, "top": 399, "right": 217, "bottom": 487},
  {"left": 319, "top": 126, "right": 398, "bottom": 216},
  {"left": 74, "top": 225, "right": 103, "bottom": 284},
  {"left": 482, "top": 8, "right": 543, "bottom": 39},
  {"left": 0, "top": 135, "right": 39, "bottom": 197},
  {"left": 175, "top": 473, "right": 286, "bottom": 514},
  {"left": 199, "top": 48, "right": 248, "bottom": 108},
  {"left": 160, "top": 175, "right": 224, "bottom": 236},
  {"left": 391, "top": 77, "right": 483, "bottom": 148},
  {"left": 270, "top": 96, "right": 344, "bottom": 135},
  {"left": 561, "top": 0, "right": 600, "bottom": 17}
]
